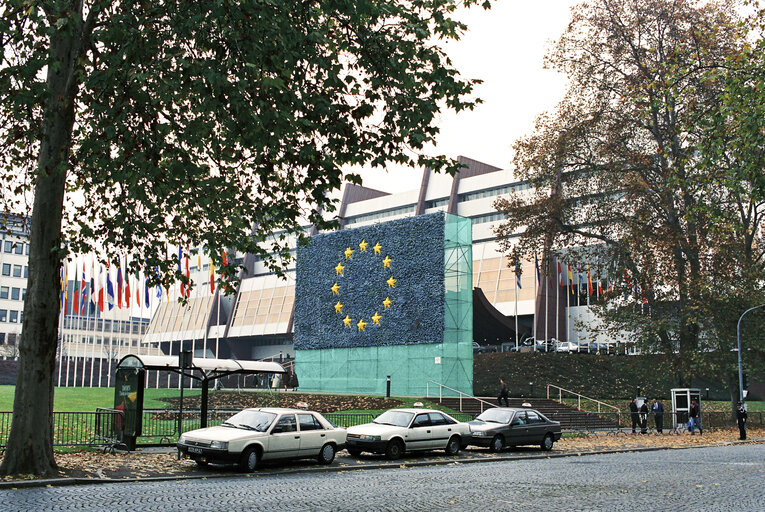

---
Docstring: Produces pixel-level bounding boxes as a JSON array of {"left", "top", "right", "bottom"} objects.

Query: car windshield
[
  {"left": 373, "top": 410, "right": 414, "bottom": 427},
  {"left": 476, "top": 409, "right": 515, "bottom": 424},
  {"left": 223, "top": 410, "right": 277, "bottom": 432}
]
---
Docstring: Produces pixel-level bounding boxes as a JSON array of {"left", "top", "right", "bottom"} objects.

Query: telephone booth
[{"left": 671, "top": 388, "right": 701, "bottom": 429}]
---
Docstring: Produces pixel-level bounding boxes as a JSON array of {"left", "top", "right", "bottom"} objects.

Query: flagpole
[
  {"left": 533, "top": 258, "right": 537, "bottom": 350},
  {"left": 555, "top": 262, "right": 559, "bottom": 344},
  {"left": 57, "top": 267, "right": 64, "bottom": 387},
  {"left": 544, "top": 265, "right": 549, "bottom": 347},
  {"left": 566, "top": 267, "right": 570, "bottom": 344}
]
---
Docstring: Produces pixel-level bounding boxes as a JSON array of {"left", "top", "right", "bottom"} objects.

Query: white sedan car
[
  {"left": 177, "top": 407, "right": 346, "bottom": 472},
  {"left": 345, "top": 408, "right": 471, "bottom": 460}
]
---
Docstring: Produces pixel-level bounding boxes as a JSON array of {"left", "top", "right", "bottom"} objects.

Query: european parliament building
[{"left": 143, "top": 156, "right": 608, "bottom": 366}]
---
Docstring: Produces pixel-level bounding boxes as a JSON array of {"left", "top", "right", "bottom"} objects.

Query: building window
[
  {"left": 21, "top": 289, "right": 25, "bottom": 301},
  {"left": 23, "top": 266, "right": 28, "bottom": 278},
  {"left": 345, "top": 205, "right": 416, "bottom": 225},
  {"left": 3, "top": 241, "right": 12, "bottom": 253},
  {"left": 0, "top": 310, "right": 6, "bottom": 322},
  {"left": 14, "top": 243, "right": 22, "bottom": 255},
  {"left": 0, "top": 287, "right": 8, "bottom": 299},
  {"left": 426, "top": 198, "right": 450, "bottom": 209},
  {"left": 12, "top": 265, "right": 22, "bottom": 278},
  {"left": 11, "top": 288, "right": 20, "bottom": 300},
  {"left": 1, "top": 264, "right": 9, "bottom": 276},
  {"left": 25, "top": 243, "right": 29, "bottom": 255},
  {"left": 9, "top": 311, "right": 18, "bottom": 323}
]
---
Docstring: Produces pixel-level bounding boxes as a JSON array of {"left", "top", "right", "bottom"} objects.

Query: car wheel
[
  {"left": 445, "top": 435, "right": 461, "bottom": 456},
  {"left": 541, "top": 433, "right": 554, "bottom": 451},
  {"left": 385, "top": 439, "right": 404, "bottom": 460},
  {"left": 347, "top": 447, "right": 362, "bottom": 457},
  {"left": 317, "top": 443, "right": 336, "bottom": 465},
  {"left": 490, "top": 435, "right": 504, "bottom": 453},
  {"left": 238, "top": 446, "right": 259, "bottom": 472},
  {"left": 195, "top": 459, "right": 209, "bottom": 468}
]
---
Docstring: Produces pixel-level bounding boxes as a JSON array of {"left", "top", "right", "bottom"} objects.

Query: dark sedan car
[{"left": 468, "top": 407, "right": 561, "bottom": 452}]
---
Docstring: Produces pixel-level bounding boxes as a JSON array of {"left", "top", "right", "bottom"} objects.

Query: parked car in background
[
  {"left": 473, "top": 342, "right": 496, "bottom": 354},
  {"left": 177, "top": 408, "right": 346, "bottom": 472},
  {"left": 468, "top": 407, "right": 561, "bottom": 452},
  {"left": 555, "top": 341, "right": 579, "bottom": 353},
  {"left": 346, "top": 408, "right": 471, "bottom": 460}
]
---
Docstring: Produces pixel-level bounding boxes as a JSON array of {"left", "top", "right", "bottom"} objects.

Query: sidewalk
[{"left": 1, "top": 427, "right": 762, "bottom": 489}]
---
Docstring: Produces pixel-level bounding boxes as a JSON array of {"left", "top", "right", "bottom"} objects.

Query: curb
[{"left": 2, "top": 438, "right": 762, "bottom": 490}]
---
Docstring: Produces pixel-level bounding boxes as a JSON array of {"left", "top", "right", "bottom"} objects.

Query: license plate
[{"left": 188, "top": 447, "right": 203, "bottom": 454}]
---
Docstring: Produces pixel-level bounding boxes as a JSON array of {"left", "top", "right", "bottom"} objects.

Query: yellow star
[
  {"left": 334, "top": 262, "right": 345, "bottom": 275},
  {"left": 357, "top": 318, "right": 367, "bottom": 331},
  {"left": 383, "top": 296, "right": 392, "bottom": 309},
  {"left": 387, "top": 276, "right": 397, "bottom": 288},
  {"left": 382, "top": 255, "right": 392, "bottom": 268},
  {"left": 334, "top": 301, "right": 343, "bottom": 314},
  {"left": 331, "top": 282, "right": 340, "bottom": 295},
  {"left": 359, "top": 240, "right": 368, "bottom": 252},
  {"left": 344, "top": 247, "right": 354, "bottom": 259},
  {"left": 343, "top": 315, "right": 352, "bottom": 327},
  {"left": 373, "top": 242, "right": 382, "bottom": 255},
  {"left": 372, "top": 311, "right": 382, "bottom": 325}
]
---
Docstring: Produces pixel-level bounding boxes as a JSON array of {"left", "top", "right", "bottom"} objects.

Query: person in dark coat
[
  {"left": 497, "top": 378, "right": 510, "bottom": 407},
  {"left": 689, "top": 399, "right": 702, "bottom": 435},
  {"left": 651, "top": 397, "right": 664, "bottom": 433},
  {"left": 629, "top": 399, "right": 639, "bottom": 433},
  {"left": 639, "top": 401, "right": 649, "bottom": 434},
  {"left": 736, "top": 402, "right": 747, "bottom": 440}
]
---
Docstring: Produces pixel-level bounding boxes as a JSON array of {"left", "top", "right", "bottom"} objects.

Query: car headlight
[
  {"left": 472, "top": 431, "right": 488, "bottom": 437},
  {"left": 359, "top": 435, "right": 381, "bottom": 442},
  {"left": 178, "top": 435, "right": 187, "bottom": 444},
  {"left": 209, "top": 441, "right": 229, "bottom": 450}
]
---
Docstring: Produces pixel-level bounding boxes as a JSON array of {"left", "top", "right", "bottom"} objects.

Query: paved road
[{"left": 1, "top": 445, "right": 763, "bottom": 511}]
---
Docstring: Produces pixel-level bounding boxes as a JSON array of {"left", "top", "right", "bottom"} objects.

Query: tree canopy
[
  {"left": 494, "top": 0, "right": 764, "bottom": 389},
  {"left": 0, "top": 0, "right": 490, "bottom": 476}
]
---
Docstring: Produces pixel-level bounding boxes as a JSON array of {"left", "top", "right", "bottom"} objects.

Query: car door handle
[
  {"left": 320, "top": 434, "right": 326, "bottom": 437},
  {"left": 294, "top": 436, "right": 300, "bottom": 439},
  {"left": 448, "top": 428, "right": 452, "bottom": 431},
  {"left": 426, "top": 430, "right": 431, "bottom": 433}
]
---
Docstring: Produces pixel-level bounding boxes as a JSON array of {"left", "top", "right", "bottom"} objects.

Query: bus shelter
[{"left": 116, "top": 354, "right": 286, "bottom": 446}]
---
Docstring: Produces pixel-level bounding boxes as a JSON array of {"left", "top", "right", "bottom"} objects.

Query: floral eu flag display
[{"left": 294, "top": 212, "right": 473, "bottom": 396}]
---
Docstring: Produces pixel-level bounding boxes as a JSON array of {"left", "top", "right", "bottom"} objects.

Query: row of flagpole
[
  {"left": 55, "top": 249, "right": 226, "bottom": 388},
  {"left": 509, "top": 256, "right": 646, "bottom": 353}
]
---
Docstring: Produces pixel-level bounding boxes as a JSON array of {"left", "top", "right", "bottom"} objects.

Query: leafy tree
[
  {"left": 494, "top": 0, "right": 763, "bottom": 389},
  {"left": 0, "top": 0, "right": 489, "bottom": 476}
]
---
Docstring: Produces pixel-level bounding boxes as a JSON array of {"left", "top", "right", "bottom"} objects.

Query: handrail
[
  {"left": 426, "top": 380, "right": 496, "bottom": 413},
  {"left": 547, "top": 384, "right": 620, "bottom": 414}
]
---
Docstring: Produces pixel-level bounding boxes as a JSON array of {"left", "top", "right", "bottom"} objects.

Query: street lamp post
[{"left": 736, "top": 304, "right": 765, "bottom": 404}]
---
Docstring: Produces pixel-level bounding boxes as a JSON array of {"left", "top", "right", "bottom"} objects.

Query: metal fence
[
  {"left": 544, "top": 410, "right": 764, "bottom": 433},
  {"left": 0, "top": 409, "right": 123, "bottom": 451}
]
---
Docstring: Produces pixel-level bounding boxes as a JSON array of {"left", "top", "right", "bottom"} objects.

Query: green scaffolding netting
[{"left": 295, "top": 214, "right": 473, "bottom": 397}]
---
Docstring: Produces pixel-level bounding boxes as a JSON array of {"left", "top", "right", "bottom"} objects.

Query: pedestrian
[
  {"left": 629, "top": 398, "right": 639, "bottom": 433},
  {"left": 497, "top": 378, "right": 510, "bottom": 407},
  {"left": 689, "top": 399, "right": 702, "bottom": 435},
  {"left": 651, "top": 397, "right": 664, "bottom": 434},
  {"left": 639, "top": 400, "right": 649, "bottom": 434},
  {"left": 736, "top": 402, "right": 747, "bottom": 440}
]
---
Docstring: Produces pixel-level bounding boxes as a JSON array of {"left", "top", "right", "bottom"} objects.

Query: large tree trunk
[{"left": 0, "top": 12, "right": 81, "bottom": 476}]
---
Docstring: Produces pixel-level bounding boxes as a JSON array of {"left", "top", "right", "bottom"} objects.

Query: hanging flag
[
  {"left": 221, "top": 250, "right": 228, "bottom": 292},
  {"left": 135, "top": 267, "right": 141, "bottom": 306},
  {"left": 72, "top": 259, "right": 80, "bottom": 314},
  {"left": 63, "top": 263, "right": 69, "bottom": 313},
  {"left": 145, "top": 276, "right": 151, "bottom": 308},
  {"left": 97, "top": 264, "right": 105, "bottom": 312},
  {"left": 210, "top": 257, "right": 216, "bottom": 294},
  {"left": 80, "top": 261, "right": 87, "bottom": 315},
  {"left": 179, "top": 246, "right": 186, "bottom": 298},
  {"left": 156, "top": 267, "right": 163, "bottom": 299},
  {"left": 587, "top": 265, "right": 594, "bottom": 296},
  {"left": 185, "top": 255, "right": 191, "bottom": 298},
  {"left": 60, "top": 266, "right": 65, "bottom": 309},
  {"left": 557, "top": 261, "right": 563, "bottom": 287},
  {"left": 90, "top": 259, "right": 96, "bottom": 307},
  {"left": 116, "top": 261, "right": 123, "bottom": 309},
  {"left": 567, "top": 265, "right": 574, "bottom": 293},
  {"left": 534, "top": 255, "right": 541, "bottom": 285},
  {"left": 515, "top": 261, "right": 522, "bottom": 289},
  {"left": 598, "top": 277, "right": 604, "bottom": 296},
  {"left": 124, "top": 258, "right": 131, "bottom": 308},
  {"left": 106, "top": 262, "right": 115, "bottom": 310}
]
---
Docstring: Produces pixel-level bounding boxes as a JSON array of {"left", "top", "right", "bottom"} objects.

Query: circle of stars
[{"left": 331, "top": 238, "right": 395, "bottom": 331}]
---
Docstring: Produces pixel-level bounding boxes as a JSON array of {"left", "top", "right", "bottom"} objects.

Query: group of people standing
[{"left": 629, "top": 397, "right": 666, "bottom": 434}]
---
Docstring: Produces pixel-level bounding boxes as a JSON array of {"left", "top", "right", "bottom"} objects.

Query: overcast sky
[{"left": 356, "top": 0, "right": 579, "bottom": 194}]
